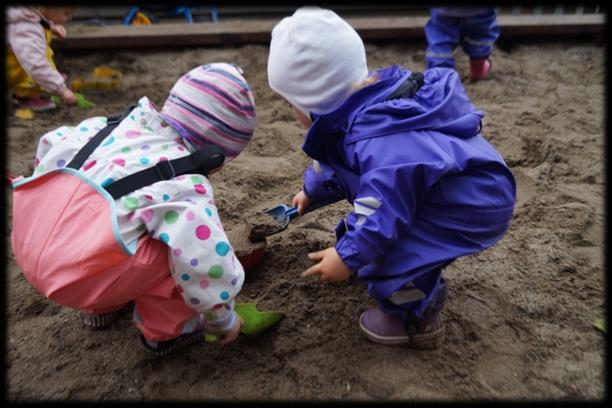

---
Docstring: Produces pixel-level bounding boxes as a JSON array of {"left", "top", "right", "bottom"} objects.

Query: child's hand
[
  {"left": 51, "top": 24, "right": 67, "bottom": 39},
  {"left": 302, "top": 247, "right": 351, "bottom": 283},
  {"left": 218, "top": 314, "right": 244, "bottom": 345},
  {"left": 292, "top": 190, "right": 311, "bottom": 215},
  {"left": 60, "top": 88, "right": 77, "bottom": 105}
]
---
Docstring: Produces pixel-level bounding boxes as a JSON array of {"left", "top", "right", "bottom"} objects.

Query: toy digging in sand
[
  {"left": 9, "top": 63, "right": 268, "bottom": 357},
  {"left": 249, "top": 195, "right": 343, "bottom": 241}
]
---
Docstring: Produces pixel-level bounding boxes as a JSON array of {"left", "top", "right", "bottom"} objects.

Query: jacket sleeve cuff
[
  {"left": 302, "top": 165, "right": 332, "bottom": 202},
  {"left": 204, "top": 310, "right": 237, "bottom": 334},
  {"left": 302, "top": 183, "right": 313, "bottom": 199},
  {"left": 302, "top": 175, "right": 324, "bottom": 202},
  {"left": 56, "top": 82, "right": 69, "bottom": 94},
  {"left": 36, "top": 68, "right": 69, "bottom": 94},
  {"left": 335, "top": 234, "right": 365, "bottom": 273}
]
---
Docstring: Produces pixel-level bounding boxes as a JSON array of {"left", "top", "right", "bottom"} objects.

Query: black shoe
[
  {"left": 140, "top": 328, "right": 205, "bottom": 357},
  {"left": 82, "top": 303, "right": 132, "bottom": 329},
  {"left": 82, "top": 310, "right": 123, "bottom": 329}
]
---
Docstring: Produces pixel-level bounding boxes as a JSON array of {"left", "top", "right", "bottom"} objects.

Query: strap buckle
[
  {"left": 192, "top": 144, "right": 225, "bottom": 176},
  {"left": 386, "top": 72, "right": 425, "bottom": 101},
  {"left": 155, "top": 160, "right": 176, "bottom": 180}
]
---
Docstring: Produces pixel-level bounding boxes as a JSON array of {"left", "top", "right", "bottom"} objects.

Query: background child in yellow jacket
[{"left": 6, "top": 6, "right": 77, "bottom": 111}]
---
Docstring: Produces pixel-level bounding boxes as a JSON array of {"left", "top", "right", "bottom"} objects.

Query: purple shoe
[
  {"left": 359, "top": 283, "right": 448, "bottom": 349},
  {"left": 13, "top": 95, "right": 56, "bottom": 111},
  {"left": 359, "top": 307, "right": 444, "bottom": 348}
]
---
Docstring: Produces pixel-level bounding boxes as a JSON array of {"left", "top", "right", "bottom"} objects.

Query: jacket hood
[{"left": 303, "top": 65, "right": 484, "bottom": 160}]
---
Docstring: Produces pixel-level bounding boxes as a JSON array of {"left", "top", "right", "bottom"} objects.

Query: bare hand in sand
[
  {"left": 302, "top": 247, "right": 351, "bottom": 283},
  {"left": 60, "top": 88, "right": 77, "bottom": 105},
  {"left": 292, "top": 190, "right": 311, "bottom": 215}
]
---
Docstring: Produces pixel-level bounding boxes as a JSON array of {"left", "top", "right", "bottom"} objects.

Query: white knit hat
[{"left": 267, "top": 6, "right": 369, "bottom": 116}]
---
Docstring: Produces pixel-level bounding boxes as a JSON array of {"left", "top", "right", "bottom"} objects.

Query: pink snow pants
[{"left": 11, "top": 171, "right": 197, "bottom": 341}]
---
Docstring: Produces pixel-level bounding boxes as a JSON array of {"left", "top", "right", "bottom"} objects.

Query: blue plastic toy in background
[{"left": 123, "top": 6, "right": 219, "bottom": 25}]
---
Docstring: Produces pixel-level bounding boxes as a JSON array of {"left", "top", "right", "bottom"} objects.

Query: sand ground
[{"left": 5, "top": 39, "right": 605, "bottom": 401}]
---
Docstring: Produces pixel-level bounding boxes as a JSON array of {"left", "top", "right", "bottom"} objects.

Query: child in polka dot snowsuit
[{"left": 14, "top": 63, "right": 257, "bottom": 356}]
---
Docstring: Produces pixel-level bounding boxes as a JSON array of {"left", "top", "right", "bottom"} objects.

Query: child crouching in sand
[
  {"left": 6, "top": 5, "right": 77, "bottom": 110},
  {"left": 267, "top": 7, "right": 515, "bottom": 348},
  {"left": 11, "top": 63, "right": 257, "bottom": 356}
]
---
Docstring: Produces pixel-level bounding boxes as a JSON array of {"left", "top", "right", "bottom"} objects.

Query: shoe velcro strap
[{"left": 403, "top": 309, "right": 418, "bottom": 335}]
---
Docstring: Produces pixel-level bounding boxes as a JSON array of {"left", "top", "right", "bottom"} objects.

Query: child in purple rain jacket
[{"left": 267, "top": 7, "right": 516, "bottom": 348}]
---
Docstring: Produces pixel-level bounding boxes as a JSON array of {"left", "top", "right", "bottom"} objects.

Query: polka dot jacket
[{"left": 31, "top": 97, "right": 243, "bottom": 332}]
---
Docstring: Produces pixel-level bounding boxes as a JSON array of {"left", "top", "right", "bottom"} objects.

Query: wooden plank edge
[{"left": 54, "top": 14, "right": 605, "bottom": 50}]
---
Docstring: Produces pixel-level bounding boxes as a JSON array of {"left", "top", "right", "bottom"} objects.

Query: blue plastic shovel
[{"left": 260, "top": 195, "right": 344, "bottom": 236}]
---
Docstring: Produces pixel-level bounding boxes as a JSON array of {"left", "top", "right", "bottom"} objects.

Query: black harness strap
[
  {"left": 66, "top": 105, "right": 137, "bottom": 170},
  {"left": 67, "top": 105, "right": 225, "bottom": 199},
  {"left": 104, "top": 144, "right": 224, "bottom": 199},
  {"left": 386, "top": 72, "right": 425, "bottom": 101}
]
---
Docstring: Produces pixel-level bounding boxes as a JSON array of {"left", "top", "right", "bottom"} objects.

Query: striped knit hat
[{"left": 161, "top": 63, "right": 256, "bottom": 161}]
